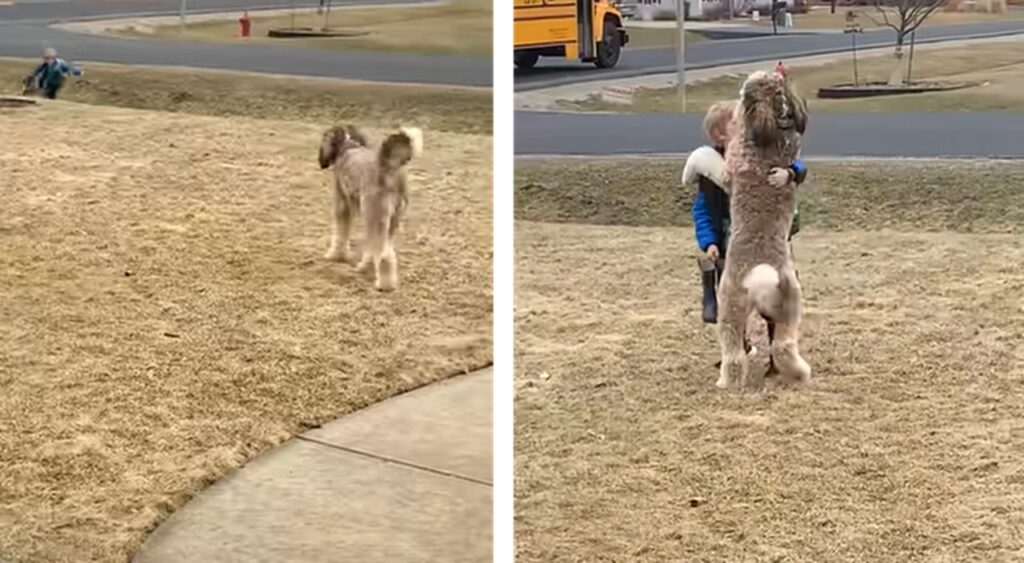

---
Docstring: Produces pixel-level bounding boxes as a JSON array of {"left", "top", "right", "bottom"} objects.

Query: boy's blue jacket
[
  {"left": 692, "top": 159, "right": 806, "bottom": 251},
  {"left": 692, "top": 189, "right": 719, "bottom": 252},
  {"left": 31, "top": 58, "right": 82, "bottom": 90}
]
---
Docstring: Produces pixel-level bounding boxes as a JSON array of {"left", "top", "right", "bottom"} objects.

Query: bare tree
[{"left": 866, "top": 0, "right": 946, "bottom": 85}]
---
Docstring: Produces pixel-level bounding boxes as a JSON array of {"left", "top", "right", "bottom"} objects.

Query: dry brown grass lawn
[
  {"left": 566, "top": 40, "right": 1024, "bottom": 114},
  {"left": 0, "top": 98, "right": 490, "bottom": 562},
  {"left": 115, "top": 0, "right": 492, "bottom": 58},
  {"left": 515, "top": 158, "right": 1024, "bottom": 562},
  {"left": 0, "top": 58, "right": 490, "bottom": 136}
]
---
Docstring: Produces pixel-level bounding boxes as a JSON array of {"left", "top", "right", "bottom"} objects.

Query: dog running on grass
[
  {"left": 319, "top": 124, "right": 423, "bottom": 291},
  {"left": 716, "top": 69, "right": 811, "bottom": 391}
]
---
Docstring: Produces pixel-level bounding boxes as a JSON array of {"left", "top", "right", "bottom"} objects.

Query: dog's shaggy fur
[
  {"left": 717, "top": 70, "right": 811, "bottom": 390},
  {"left": 319, "top": 124, "right": 423, "bottom": 291}
]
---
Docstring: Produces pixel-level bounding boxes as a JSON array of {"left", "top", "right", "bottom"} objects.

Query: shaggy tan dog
[
  {"left": 319, "top": 124, "right": 423, "bottom": 291},
  {"left": 716, "top": 70, "right": 811, "bottom": 390}
]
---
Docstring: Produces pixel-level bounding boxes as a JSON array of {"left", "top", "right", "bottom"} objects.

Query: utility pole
[
  {"left": 178, "top": 0, "right": 187, "bottom": 33},
  {"left": 907, "top": 30, "right": 917, "bottom": 84},
  {"left": 676, "top": 0, "right": 687, "bottom": 113}
]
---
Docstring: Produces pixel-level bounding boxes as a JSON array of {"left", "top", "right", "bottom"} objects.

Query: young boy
[
  {"left": 682, "top": 100, "right": 808, "bottom": 324},
  {"left": 26, "top": 48, "right": 83, "bottom": 100}
]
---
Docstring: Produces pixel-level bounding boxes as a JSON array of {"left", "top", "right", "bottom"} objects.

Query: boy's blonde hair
[{"left": 702, "top": 100, "right": 738, "bottom": 142}]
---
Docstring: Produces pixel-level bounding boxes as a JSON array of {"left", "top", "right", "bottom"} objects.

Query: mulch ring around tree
[
  {"left": 0, "top": 96, "right": 38, "bottom": 109},
  {"left": 817, "top": 81, "right": 980, "bottom": 99},
  {"left": 267, "top": 27, "right": 369, "bottom": 38}
]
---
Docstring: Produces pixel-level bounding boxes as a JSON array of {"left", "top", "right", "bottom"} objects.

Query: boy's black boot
[{"left": 698, "top": 258, "right": 718, "bottom": 324}]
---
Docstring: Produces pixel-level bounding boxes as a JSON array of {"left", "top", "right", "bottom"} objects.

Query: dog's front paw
[
  {"left": 715, "top": 368, "right": 733, "bottom": 389},
  {"left": 768, "top": 167, "right": 791, "bottom": 188},
  {"left": 355, "top": 256, "right": 373, "bottom": 273},
  {"left": 375, "top": 277, "right": 398, "bottom": 292}
]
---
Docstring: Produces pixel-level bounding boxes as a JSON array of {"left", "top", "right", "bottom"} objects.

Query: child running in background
[
  {"left": 25, "top": 47, "right": 83, "bottom": 100},
  {"left": 682, "top": 99, "right": 808, "bottom": 324}
]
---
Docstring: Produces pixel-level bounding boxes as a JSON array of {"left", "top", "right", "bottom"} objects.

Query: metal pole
[
  {"left": 677, "top": 0, "right": 687, "bottom": 113},
  {"left": 178, "top": 0, "right": 186, "bottom": 32},
  {"left": 907, "top": 30, "right": 916, "bottom": 84},
  {"left": 852, "top": 32, "right": 859, "bottom": 86},
  {"left": 323, "top": 0, "right": 332, "bottom": 30}
]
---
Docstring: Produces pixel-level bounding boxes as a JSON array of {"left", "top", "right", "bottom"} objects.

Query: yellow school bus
[{"left": 514, "top": 0, "right": 629, "bottom": 69}]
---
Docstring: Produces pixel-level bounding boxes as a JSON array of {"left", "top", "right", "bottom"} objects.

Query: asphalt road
[
  {"left": 515, "top": 111, "right": 1024, "bottom": 158},
  {"left": 0, "top": 0, "right": 492, "bottom": 87},
  {"left": 2, "top": 1, "right": 1022, "bottom": 154},
  {"left": 0, "top": 0, "right": 321, "bottom": 22},
  {"left": 514, "top": 19, "right": 1024, "bottom": 90},
  {"left": 514, "top": 18, "right": 1024, "bottom": 158}
]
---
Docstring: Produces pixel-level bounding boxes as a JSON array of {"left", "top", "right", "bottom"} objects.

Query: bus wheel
[
  {"left": 595, "top": 18, "right": 622, "bottom": 69},
  {"left": 515, "top": 52, "right": 540, "bottom": 69}
]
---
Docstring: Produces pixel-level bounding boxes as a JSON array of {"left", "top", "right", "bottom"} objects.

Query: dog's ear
[
  {"left": 319, "top": 125, "right": 368, "bottom": 169},
  {"left": 743, "top": 84, "right": 777, "bottom": 148},
  {"left": 787, "top": 80, "right": 809, "bottom": 135},
  {"left": 318, "top": 126, "right": 346, "bottom": 169}
]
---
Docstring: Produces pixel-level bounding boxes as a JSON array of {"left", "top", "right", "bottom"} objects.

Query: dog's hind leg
[
  {"left": 360, "top": 204, "right": 397, "bottom": 292},
  {"left": 770, "top": 268, "right": 810, "bottom": 384},
  {"left": 745, "top": 312, "right": 772, "bottom": 384},
  {"left": 324, "top": 191, "right": 355, "bottom": 264},
  {"left": 771, "top": 321, "right": 811, "bottom": 385},
  {"left": 375, "top": 214, "right": 399, "bottom": 292},
  {"left": 716, "top": 292, "right": 749, "bottom": 389},
  {"left": 717, "top": 326, "right": 748, "bottom": 390},
  {"left": 380, "top": 210, "right": 402, "bottom": 290}
]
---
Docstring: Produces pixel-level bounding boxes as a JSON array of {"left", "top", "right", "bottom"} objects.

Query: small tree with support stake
[
  {"left": 844, "top": 11, "right": 863, "bottom": 86},
  {"left": 866, "top": 0, "right": 947, "bottom": 85}
]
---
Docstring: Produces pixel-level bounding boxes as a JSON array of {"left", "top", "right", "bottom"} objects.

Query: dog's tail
[
  {"left": 378, "top": 126, "right": 423, "bottom": 173},
  {"left": 743, "top": 264, "right": 800, "bottom": 324}
]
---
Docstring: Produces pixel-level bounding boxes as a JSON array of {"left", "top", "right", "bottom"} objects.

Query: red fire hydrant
[{"left": 239, "top": 11, "right": 251, "bottom": 38}]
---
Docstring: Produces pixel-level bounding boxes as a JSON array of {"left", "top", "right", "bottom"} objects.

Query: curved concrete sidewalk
[{"left": 133, "top": 368, "right": 492, "bottom": 563}]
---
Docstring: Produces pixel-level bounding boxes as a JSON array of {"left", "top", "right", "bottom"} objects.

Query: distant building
[{"left": 621, "top": 0, "right": 801, "bottom": 21}]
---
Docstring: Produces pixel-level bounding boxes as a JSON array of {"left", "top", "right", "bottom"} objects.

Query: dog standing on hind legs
[
  {"left": 319, "top": 124, "right": 423, "bottom": 291},
  {"left": 717, "top": 69, "right": 811, "bottom": 391}
]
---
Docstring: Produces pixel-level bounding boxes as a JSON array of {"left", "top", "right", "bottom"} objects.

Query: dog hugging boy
[{"left": 682, "top": 98, "right": 807, "bottom": 324}]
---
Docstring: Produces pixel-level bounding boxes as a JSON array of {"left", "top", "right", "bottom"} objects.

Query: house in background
[{"left": 621, "top": 0, "right": 804, "bottom": 21}]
